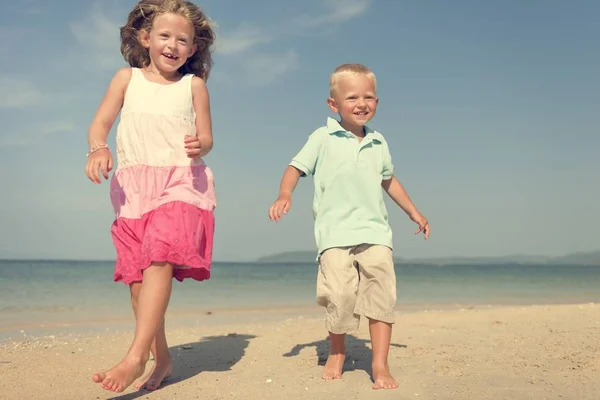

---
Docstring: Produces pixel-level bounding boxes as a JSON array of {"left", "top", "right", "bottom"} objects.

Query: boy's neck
[{"left": 339, "top": 119, "right": 366, "bottom": 139}]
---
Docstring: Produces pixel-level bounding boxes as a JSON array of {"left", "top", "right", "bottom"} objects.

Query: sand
[{"left": 0, "top": 303, "right": 598, "bottom": 400}]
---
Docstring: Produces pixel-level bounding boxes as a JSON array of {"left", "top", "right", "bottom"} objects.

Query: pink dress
[{"left": 109, "top": 68, "right": 216, "bottom": 285}]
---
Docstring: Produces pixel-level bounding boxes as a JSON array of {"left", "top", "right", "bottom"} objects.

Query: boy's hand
[
  {"left": 184, "top": 135, "right": 202, "bottom": 158},
  {"left": 269, "top": 193, "right": 292, "bottom": 222},
  {"left": 412, "top": 214, "right": 430, "bottom": 239},
  {"left": 85, "top": 148, "right": 113, "bottom": 184}
]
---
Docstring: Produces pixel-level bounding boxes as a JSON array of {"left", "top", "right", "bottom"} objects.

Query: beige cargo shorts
[{"left": 316, "top": 244, "right": 396, "bottom": 334}]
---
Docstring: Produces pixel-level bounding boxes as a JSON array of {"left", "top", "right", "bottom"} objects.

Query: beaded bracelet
[{"left": 86, "top": 143, "right": 110, "bottom": 157}]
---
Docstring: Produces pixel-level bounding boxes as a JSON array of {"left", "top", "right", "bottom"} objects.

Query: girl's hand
[
  {"left": 269, "top": 193, "right": 292, "bottom": 222},
  {"left": 85, "top": 148, "right": 113, "bottom": 184},
  {"left": 185, "top": 135, "right": 202, "bottom": 158}
]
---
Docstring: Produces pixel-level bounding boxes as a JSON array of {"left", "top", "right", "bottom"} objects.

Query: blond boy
[{"left": 269, "top": 63, "right": 430, "bottom": 390}]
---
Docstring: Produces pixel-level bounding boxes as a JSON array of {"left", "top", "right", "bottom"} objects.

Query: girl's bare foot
[
  {"left": 134, "top": 361, "right": 172, "bottom": 391},
  {"left": 322, "top": 353, "right": 345, "bottom": 380},
  {"left": 372, "top": 363, "right": 398, "bottom": 390},
  {"left": 92, "top": 356, "right": 146, "bottom": 393}
]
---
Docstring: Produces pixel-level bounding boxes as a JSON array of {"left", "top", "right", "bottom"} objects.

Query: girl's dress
[{"left": 109, "top": 67, "right": 216, "bottom": 284}]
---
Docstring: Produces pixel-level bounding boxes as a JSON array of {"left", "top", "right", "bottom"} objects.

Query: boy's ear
[
  {"left": 327, "top": 97, "right": 339, "bottom": 113},
  {"left": 139, "top": 30, "right": 150, "bottom": 48}
]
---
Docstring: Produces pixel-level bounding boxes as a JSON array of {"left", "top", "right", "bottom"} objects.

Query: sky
[{"left": 0, "top": 0, "right": 598, "bottom": 262}]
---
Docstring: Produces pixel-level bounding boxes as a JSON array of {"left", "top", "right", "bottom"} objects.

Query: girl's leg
[
  {"left": 130, "top": 283, "right": 172, "bottom": 391},
  {"left": 93, "top": 262, "right": 174, "bottom": 393}
]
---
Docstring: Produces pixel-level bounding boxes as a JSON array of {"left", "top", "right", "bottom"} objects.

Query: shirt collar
[{"left": 326, "top": 117, "right": 383, "bottom": 142}]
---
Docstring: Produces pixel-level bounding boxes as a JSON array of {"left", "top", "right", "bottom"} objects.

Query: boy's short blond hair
[{"left": 329, "top": 63, "right": 377, "bottom": 97}]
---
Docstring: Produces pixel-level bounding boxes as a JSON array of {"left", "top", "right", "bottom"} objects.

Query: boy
[{"left": 268, "top": 63, "right": 430, "bottom": 390}]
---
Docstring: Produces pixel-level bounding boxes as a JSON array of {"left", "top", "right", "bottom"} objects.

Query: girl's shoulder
[{"left": 114, "top": 68, "right": 134, "bottom": 83}]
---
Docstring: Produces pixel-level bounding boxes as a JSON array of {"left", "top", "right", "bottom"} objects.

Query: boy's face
[{"left": 327, "top": 74, "right": 378, "bottom": 129}]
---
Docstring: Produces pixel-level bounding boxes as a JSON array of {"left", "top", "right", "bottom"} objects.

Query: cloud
[
  {"left": 215, "top": 23, "right": 271, "bottom": 55},
  {"left": 0, "top": 120, "right": 77, "bottom": 147},
  {"left": 214, "top": 0, "right": 370, "bottom": 86},
  {"left": 244, "top": 50, "right": 299, "bottom": 86},
  {"left": 293, "top": 0, "right": 371, "bottom": 28},
  {"left": 0, "top": 76, "right": 43, "bottom": 109},
  {"left": 69, "top": 2, "right": 125, "bottom": 71}
]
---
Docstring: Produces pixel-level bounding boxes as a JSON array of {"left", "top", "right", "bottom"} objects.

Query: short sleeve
[
  {"left": 381, "top": 139, "right": 394, "bottom": 180},
  {"left": 289, "top": 129, "right": 325, "bottom": 177}
]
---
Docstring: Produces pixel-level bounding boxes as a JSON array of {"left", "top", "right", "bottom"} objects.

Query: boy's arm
[
  {"left": 269, "top": 129, "right": 324, "bottom": 222},
  {"left": 269, "top": 166, "right": 302, "bottom": 221},
  {"left": 382, "top": 175, "right": 430, "bottom": 238},
  {"left": 279, "top": 165, "right": 303, "bottom": 196}
]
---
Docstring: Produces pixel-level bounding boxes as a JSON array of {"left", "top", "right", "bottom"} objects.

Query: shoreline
[{"left": 2, "top": 299, "right": 598, "bottom": 342}]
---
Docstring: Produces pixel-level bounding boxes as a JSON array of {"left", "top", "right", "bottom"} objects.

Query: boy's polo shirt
[{"left": 290, "top": 118, "right": 394, "bottom": 254}]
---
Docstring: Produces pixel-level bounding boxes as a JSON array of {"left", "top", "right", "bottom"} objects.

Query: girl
[{"left": 84, "top": 0, "right": 216, "bottom": 393}]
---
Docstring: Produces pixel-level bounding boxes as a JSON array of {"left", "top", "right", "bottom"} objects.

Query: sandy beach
[{"left": 1, "top": 303, "right": 598, "bottom": 400}]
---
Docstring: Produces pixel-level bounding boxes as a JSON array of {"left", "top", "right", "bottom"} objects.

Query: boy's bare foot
[
  {"left": 92, "top": 356, "right": 146, "bottom": 393},
  {"left": 134, "top": 361, "right": 172, "bottom": 391},
  {"left": 322, "top": 353, "right": 345, "bottom": 380},
  {"left": 322, "top": 332, "right": 346, "bottom": 380},
  {"left": 372, "top": 363, "right": 398, "bottom": 390}
]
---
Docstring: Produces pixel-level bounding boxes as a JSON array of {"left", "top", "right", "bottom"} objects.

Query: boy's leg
[
  {"left": 130, "top": 282, "right": 172, "bottom": 391},
  {"left": 325, "top": 332, "right": 346, "bottom": 380},
  {"left": 353, "top": 245, "right": 398, "bottom": 390},
  {"left": 369, "top": 320, "right": 397, "bottom": 389},
  {"left": 316, "top": 247, "right": 360, "bottom": 380},
  {"left": 93, "top": 262, "right": 174, "bottom": 393}
]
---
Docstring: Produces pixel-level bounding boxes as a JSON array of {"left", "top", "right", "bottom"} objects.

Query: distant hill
[{"left": 256, "top": 250, "right": 600, "bottom": 266}]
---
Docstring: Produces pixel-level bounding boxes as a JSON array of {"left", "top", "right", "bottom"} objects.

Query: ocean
[{"left": 1, "top": 260, "right": 599, "bottom": 340}]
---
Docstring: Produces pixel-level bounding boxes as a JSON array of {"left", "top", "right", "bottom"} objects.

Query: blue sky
[{"left": 0, "top": 0, "right": 598, "bottom": 261}]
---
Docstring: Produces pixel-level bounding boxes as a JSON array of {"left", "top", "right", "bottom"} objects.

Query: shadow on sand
[
  {"left": 283, "top": 334, "right": 407, "bottom": 381},
  {"left": 107, "top": 333, "right": 256, "bottom": 400}
]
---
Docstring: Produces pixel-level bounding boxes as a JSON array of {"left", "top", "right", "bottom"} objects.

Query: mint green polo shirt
[{"left": 290, "top": 117, "right": 394, "bottom": 255}]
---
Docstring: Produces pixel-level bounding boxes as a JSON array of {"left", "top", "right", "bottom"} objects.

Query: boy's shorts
[{"left": 316, "top": 244, "right": 396, "bottom": 334}]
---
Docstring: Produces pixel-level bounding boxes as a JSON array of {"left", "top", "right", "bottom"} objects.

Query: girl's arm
[
  {"left": 85, "top": 68, "right": 130, "bottom": 183},
  {"left": 88, "top": 68, "right": 131, "bottom": 148},
  {"left": 191, "top": 76, "right": 213, "bottom": 158}
]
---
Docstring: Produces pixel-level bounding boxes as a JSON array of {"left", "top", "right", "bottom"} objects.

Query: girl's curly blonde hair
[{"left": 120, "top": 0, "right": 215, "bottom": 80}]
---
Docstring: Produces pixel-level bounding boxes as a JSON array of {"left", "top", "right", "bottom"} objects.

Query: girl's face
[{"left": 140, "top": 13, "right": 197, "bottom": 75}]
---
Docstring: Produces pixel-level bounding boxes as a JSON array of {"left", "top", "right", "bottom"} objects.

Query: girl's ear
[{"left": 139, "top": 29, "right": 150, "bottom": 48}]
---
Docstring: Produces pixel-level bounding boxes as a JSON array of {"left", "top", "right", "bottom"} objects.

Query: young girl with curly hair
[{"left": 84, "top": 0, "right": 216, "bottom": 393}]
